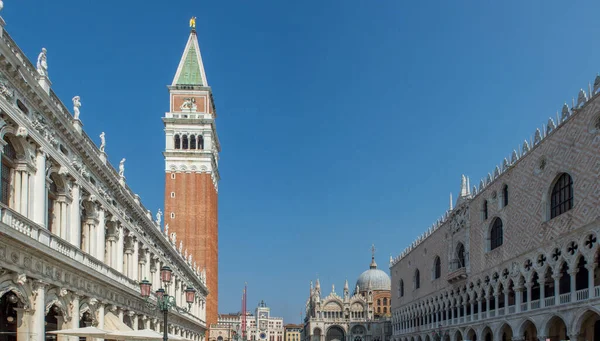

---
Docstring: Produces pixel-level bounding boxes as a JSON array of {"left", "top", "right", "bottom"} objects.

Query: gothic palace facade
[
  {"left": 0, "top": 8, "right": 212, "bottom": 341},
  {"left": 390, "top": 78, "right": 600, "bottom": 341}
]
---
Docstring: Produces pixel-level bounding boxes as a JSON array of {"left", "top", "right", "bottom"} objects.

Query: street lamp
[{"left": 139, "top": 266, "right": 196, "bottom": 341}]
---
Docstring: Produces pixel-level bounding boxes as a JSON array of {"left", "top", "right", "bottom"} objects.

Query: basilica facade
[
  {"left": 302, "top": 255, "right": 393, "bottom": 341},
  {"left": 0, "top": 7, "right": 211, "bottom": 341},
  {"left": 390, "top": 76, "right": 600, "bottom": 341}
]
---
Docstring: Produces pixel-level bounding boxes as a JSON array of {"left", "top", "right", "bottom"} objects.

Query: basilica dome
[{"left": 355, "top": 256, "right": 391, "bottom": 292}]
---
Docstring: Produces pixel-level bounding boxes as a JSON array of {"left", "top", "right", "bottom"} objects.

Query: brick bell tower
[{"left": 164, "top": 18, "right": 220, "bottom": 327}]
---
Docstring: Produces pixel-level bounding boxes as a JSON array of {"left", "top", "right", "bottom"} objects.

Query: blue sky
[{"left": 5, "top": 0, "right": 600, "bottom": 323}]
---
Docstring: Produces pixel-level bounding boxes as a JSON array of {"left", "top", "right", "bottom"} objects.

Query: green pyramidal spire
[{"left": 172, "top": 30, "right": 208, "bottom": 87}]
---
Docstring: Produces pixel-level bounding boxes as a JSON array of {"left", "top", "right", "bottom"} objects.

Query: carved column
[
  {"left": 515, "top": 285, "right": 523, "bottom": 313},
  {"left": 587, "top": 263, "right": 596, "bottom": 298},
  {"left": 569, "top": 269, "right": 578, "bottom": 302},
  {"left": 124, "top": 235, "right": 132, "bottom": 277},
  {"left": 14, "top": 306, "right": 34, "bottom": 341},
  {"left": 97, "top": 302, "right": 105, "bottom": 341},
  {"left": 82, "top": 200, "right": 98, "bottom": 254},
  {"left": 97, "top": 208, "right": 106, "bottom": 261},
  {"left": 477, "top": 297, "right": 482, "bottom": 320},
  {"left": 494, "top": 292, "right": 500, "bottom": 315},
  {"left": 69, "top": 293, "right": 81, "bottom": 341},
  {"left": 32, "top": 281, "right": 48, "bottom": 341},
  {"left": 553, "top": 274, "right": 560, "bottom": 302},
  {"left": 132, "top": 238, "right": 139, "bottom": 281},
  {"left": 33, "top": 148, "right": 47, "bottom": 225},
  {"left": 116, "top": 224, "right": 124, "bottom": 273},
  {"left": 69, "top": 181, "right": 81, "bottom": 247}
]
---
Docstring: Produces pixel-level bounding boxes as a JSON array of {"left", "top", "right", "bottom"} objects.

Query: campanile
[{"left": 163, "top": 20, "right": 220, "bottom": 327}]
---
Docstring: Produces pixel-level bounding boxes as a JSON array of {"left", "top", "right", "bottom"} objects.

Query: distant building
[
  {"left": 211, "top": 301, "right": 284, "bottom": 341},
  {"left": 303, "top": 252, "right": 392, "bottom": 341},
  {"left": 284, "top": 324, "right": 303, "bottom": 341}
]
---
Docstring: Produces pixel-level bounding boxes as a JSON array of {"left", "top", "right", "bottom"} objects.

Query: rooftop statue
[
  {"left": 118, "top": 158, "right": 126, "bottom": 177},
  {"left": 72, "top": 96, "right": 81, "bottom": 120},
  {"left": 190, "top": 16, "right": 196, "bottom": 29},
  {"left": 36, "top": 48, "right": 48, "bottom": 77},
  {"left": 99, "top": 132, "right": 106, "bottom": 152}
]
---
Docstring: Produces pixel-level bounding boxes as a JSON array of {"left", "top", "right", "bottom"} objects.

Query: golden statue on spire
[{"left": 190, "top": 16, "right": 197, "bottom": 30}]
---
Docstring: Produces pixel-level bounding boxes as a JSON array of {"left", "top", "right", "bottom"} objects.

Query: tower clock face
[
  {"left": 260, "top": 333, "right": 267, "bottom": 339},
  {"left": 260, "top": 312, "right": 268, "bottom": 319}
]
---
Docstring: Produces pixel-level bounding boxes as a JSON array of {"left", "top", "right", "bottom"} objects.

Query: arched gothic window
[
  {"left": 457, "top": 243, "right": 466, "bottom": 268},
  {"left": 197, "top": 135, "right": 204, "bottom": 150},
  {"left": 414, "top": 269, "right": 420, "bottom": 289},
  {"left": 182, "top": 135, "right": 189, "bottom": 149},
  {"left": 490, "top": 218, "right": 503, "bottom": 250},
  {"left": 190, "top": 135, "right": 197, "bottom": 149},
  {"left": 399, "top": 280, "right": 404, "bottom": 297},
  {"left": 551, "top": 173, "right": 573, "bottom": 219},
  {"left": 1, "top": 139, "right": 16, "bottom": 205},
  {"left": 174, "top": 134, "right": 181, "bottom": 149},
  {"left": 503, "top": 185, "right": 509, "bottom": 207},
  {"left": 383, "top": 298, "right": 387, "bottom": 305},
  {"left": 434, "top": 256, "right": 441, "bottom": 279},
  {"left": 483, "top": 200, "right": 489, "bottom": 220}
]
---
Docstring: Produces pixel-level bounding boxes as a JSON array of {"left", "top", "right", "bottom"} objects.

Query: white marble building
[
  {"left": 389, "top": 75, "right": 600, "bottom": 340},
  {"left": 0, "top": 9, "right": 208, "bottom": 341}
]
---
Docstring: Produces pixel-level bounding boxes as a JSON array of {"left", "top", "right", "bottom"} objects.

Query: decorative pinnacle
[{"left": 370, "top": 244, "right": 377, "bottom": 269}]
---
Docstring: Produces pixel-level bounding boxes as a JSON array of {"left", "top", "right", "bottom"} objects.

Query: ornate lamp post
[{"left": 140, "top": 266, "right": 197, "bottom": 341}]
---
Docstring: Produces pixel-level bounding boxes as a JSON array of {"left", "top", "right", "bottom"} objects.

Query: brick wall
[{"left": 165, "top": 171, "right": 219, "bottom": 326}]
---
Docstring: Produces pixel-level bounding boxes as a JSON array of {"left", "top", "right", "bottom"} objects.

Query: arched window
[
  {"left": 383, "top": 298, "right": 387, "bottom": 305},
  {"left": 182, "top": 135, "right": 189, "bottom": 149},
  {"left": 377, "top": 299, "right": 381, "bottom": 305},
  {"left": 483, "top": 200, "right": 488, "bottom": 220},
  {"left": 197, "top": 135, "right": 204, "bottom": 150},
  {"left": 434, "top": 256, "right": 441, "bottom": 279},
  {"left": 490, "top": 218, "right": 503, "bottom": 250},
  {"left": 1, "top": 139, "right": 16, "bottom": 205},
  {"left": 414, "top": 269, "right": 420, "bottom": 289},
  {"left": 174, "top": 134, "right": 181, "bottom": 149},
  {"left": 383, "top": 307, "right": 387, "bottom": 313},
  {"left": 457, "top": 243, "right": 466, "bottom": 268},
  {"left": 551, "top": 173, "right": 573, "bottom": 219},
  {"left": 503, "top": 185, "right": 509, "bottom": 207},
  {"left": 190, "top": 135, "right": 197, "bottom": 149},
  {"left": 399, "top": 280, "right": 404, "bottom": 297}
]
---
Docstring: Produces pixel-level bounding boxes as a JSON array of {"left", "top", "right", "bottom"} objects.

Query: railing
[
  {"left": 498, "top": 309, "right": 505, "bottom": 316},
  {"left": 0, "top": 205, "right": 139, "bottom": 292},
  {"left": 520, "top": 302, "right": 527, "bottom": 312},
  {"left": 559, "top": 293, "right": 571, "bottom": 304},
  {"left": 481, "top": 311, "right": 487, "bottom": 319},
  {"left": 508, "top": 306, "right": 516, "bottom": 314},
  {"left": 595, "top": 285, "right": 600, "bottom": 297},
  {"left": 531, "top": 300, "right": 540, "bottom": 309},
  {"left": 489, "top": 309, "right": 495, "bottom": 318},
  {"left": 545, "top": 296, "right": 555, "bottom": 307},
  {"left": 466, "top": 315, "right": 471, "bottom": 322},
  {"left": 576, "top": 289, "right": 589, "bottom": 301}
]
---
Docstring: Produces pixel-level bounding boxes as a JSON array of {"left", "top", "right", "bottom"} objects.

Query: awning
[
  {"left": 106, "top": 329, "right": 163, "bottom": 340},
  {"left": 104, "top": 311, "right": 134, "bottom": 332},
  {"left": 47, "top": 327, "right": 108, "bottom": 337}
]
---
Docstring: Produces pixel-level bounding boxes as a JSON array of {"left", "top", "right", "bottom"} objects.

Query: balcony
[{"left": 447, "top": 259, "right": 467, "bottom": 283}]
